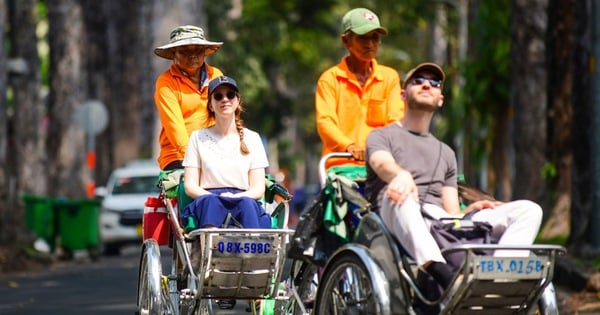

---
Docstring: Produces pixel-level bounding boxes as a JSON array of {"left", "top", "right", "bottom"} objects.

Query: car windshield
[{"left": 112, "top": 175, "right": 160, "bottom": 195}]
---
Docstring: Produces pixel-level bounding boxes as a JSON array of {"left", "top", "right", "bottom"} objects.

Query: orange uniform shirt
[
  {"left": 154, "top": 63, "right": 223, "bottom": 169},
  {"left": 316, "top": 57, "right": 405, "bottom": 168}
]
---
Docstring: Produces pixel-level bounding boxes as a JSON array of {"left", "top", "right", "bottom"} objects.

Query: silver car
[{"left": 96, "top": 159, "right": 161, "bottom": 255}]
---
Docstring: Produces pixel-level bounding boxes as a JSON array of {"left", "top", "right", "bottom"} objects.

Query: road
[
  {"left": 0, "top": 245, "right": 255, "bottom": 315},
  {"left": 0, "top": 246, "right": 140, "bottom": 315}
]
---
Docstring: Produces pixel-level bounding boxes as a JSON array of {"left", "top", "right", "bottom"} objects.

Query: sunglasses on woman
[{"left": 213, "top": 91, "right": 237, "bottom": 101}]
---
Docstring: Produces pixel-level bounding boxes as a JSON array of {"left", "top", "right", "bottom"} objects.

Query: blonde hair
[{"left": 207, "top": 93, "right": 250, "bottom": 155}]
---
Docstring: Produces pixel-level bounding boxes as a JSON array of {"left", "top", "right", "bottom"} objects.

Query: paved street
[
  {"left": 0, "top": 246, "right": 140, "bottom": 315},
  {"left": 0, "top": 246, "right": 256, "bottom": 314}
]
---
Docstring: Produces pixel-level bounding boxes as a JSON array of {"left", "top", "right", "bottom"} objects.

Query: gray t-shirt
[{"left": 365, "top": 123, "right": 457, "bottom": 209}]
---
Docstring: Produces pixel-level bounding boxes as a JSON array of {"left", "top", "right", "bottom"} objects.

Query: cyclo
[
  {"left": 286, "top": 152, "right": 566, "bottom": 315},
  {"left": 135, "top": 169, "right": 294, "bottom": 315}
]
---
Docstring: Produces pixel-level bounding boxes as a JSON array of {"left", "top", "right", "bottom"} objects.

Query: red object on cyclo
[{"left": 143, "top": 196, "right": 172, "bottom": 245}]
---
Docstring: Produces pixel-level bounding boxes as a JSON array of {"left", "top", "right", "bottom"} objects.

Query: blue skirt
[{"left": 181, "top": 188, "right": 271, "bottom": 230}]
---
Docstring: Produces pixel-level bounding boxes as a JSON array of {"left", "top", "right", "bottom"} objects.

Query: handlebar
[{"left": 318, "top": 152, "right": 354, "bottom": 188}]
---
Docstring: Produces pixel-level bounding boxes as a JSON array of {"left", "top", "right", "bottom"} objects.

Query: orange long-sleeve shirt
[
  {"left": 154, "top": 63, "right": 223, "bottom": 169},
  {"left": 316, "top": 57, "right": 405, "bottom": 167}
]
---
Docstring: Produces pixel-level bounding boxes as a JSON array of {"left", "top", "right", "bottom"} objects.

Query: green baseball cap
[{"left": 341, "top": 8, "right": 388, "bottom": 35}]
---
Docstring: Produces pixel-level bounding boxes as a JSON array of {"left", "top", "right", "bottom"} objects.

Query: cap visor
[{"left": 352, "top": 25, "right": 388, "bottom": 36}]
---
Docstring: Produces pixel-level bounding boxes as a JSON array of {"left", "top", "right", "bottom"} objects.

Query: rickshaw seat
[{"left": 158, "top": 169, "right": 291, "bottom": 229}]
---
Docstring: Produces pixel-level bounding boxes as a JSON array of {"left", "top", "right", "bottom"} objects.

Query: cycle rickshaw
[
  {"left": 135, "top": 169, "right": 294, "bottom": 315},
  {"left": 287, "top": 152, "right": 566, "bottom": 315}
]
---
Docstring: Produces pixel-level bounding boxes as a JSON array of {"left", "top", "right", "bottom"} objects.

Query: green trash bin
[
  {"left": 22, "top": 194, "right": 57, "bottom": 249},
  {"left": 55, "top": 198, "right": 100, "bottom": 252}
]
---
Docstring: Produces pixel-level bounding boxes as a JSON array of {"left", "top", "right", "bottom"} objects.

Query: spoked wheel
[
  {"left": 315, "top": 254, "right": 383, "bottom": 315},
  {"left": 195, "top": 298, "right": 214, "bottom": 314},
  {"left": 536, "top": 282, "right": 560, "bottom": 315},
  {"left": 287, "top": 260, "right": 320, "bottom": 315},
  {"left": 136, "top": 240, "right": 165, "bottom": 315}
]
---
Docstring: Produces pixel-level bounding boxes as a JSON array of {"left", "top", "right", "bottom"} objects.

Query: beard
[{"left": 406, "top": 97, "right": 437, "bottom": 112}]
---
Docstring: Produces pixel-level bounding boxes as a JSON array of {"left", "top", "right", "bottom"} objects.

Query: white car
[{"left": 96, "top": 159, "right": 161, "bottom": 255}]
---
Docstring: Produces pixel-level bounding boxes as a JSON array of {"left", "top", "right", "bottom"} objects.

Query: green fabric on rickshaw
[
  {"left": 323, "top": 165, "right": 367, "bottom": 242},
  {"left": 327, "top": 165, "right": 367, "bottom": 182},
  {"left": 157, "top": 169, "right": 198, "bottom": 231},
  {"left": 264, "top": 173, "right": 292, "bottom": 203},
  {"left": 158, "top": 169, "right": 184, "bottom": 199}
]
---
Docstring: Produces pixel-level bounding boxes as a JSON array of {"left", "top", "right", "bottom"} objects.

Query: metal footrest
[{"left": 441, "top": 244, "right": 566, "bottom": 315}]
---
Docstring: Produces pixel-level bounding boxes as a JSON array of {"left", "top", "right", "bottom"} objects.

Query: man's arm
[
  {"left": 155, "top": 79, "right": 189, "bottom": 156},
  {"left": 369, "top": 150, "right": 418, "bottom": 204},
  {"left": 441, "top": 186, "right": 462, "bottom": 215},
  {"left": 441, "top": 185, "right": 503, "bottom": 215},
  {"left": 315, "top": 74, "right": 354, "bottom": 153},
  {"left": 369, "top": 150, "right": 401, "bottom": 182}
]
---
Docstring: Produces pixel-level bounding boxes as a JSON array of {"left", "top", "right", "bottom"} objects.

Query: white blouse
[{"left": 182, "top": 128, "right": 269, "bottom": 190}]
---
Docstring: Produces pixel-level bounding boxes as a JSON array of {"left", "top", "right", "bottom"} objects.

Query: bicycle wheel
[
  {"left": 136, "top": 240, "right": 164, "bottom": 315},
  {"left": 195, "top": 298, "right": 215, "bottom": 315},
  {"left": 286, "top": 261, "right": 319, "bottom": 315},
  {"left": 315, "top": 253, "right": 383, "bottom": 315},
  {"left": 536, "top": 282, "right": 559, "bottom": 315}
]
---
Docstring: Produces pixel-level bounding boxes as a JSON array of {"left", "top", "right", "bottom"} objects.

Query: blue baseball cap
[{"left": 208, "top": 76, "right": 239, "bottom": 96}]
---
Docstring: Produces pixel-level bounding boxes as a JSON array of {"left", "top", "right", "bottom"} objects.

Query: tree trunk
[
  {"left": 510, "top": 0, "right": 548, "bottom": 206},
  {"left": 0, "top": 0, "right": 10, "bottom": 244},
  {"left": 539, "top": 0, "right": 575, "bottom": 239},
  {"left": 135, "top": 2, "right": 156, "bottom": 163},
  {"left": 8, "top": 0, "right": 45, "bottom": 243},
  {"left": 46, "top": 0, "right": 87, "bottom": 198},
  {"left": 490, "top": 105, "right": 511, "bottom": 201},
  {"left": 79, "top": 0, "right": 110, "bottom": 189},
  {"left": 83, "top": 1, "right": 138, "bottom": 185},
  {"left": 568, "top": 0, "right": 593, "bottom": 254}
]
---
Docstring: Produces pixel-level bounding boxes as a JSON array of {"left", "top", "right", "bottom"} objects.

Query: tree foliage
[{"left": 452, "top": 1, "right": 511, "bottom": 196}]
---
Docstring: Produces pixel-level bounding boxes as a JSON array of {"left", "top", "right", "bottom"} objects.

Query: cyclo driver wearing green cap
[{"left": 315, "top": 7, "right": 405, "bottom": 169}]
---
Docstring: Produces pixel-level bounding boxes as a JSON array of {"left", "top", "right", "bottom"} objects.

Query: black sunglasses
[
  {"left": 411, "top": 77, "right": 442, "bottom": 88},
  {"left": 213, "top": 91, "right": 237, "bottom": 101}
]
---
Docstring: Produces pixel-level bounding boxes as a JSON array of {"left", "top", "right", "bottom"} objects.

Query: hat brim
[
  {"left": 209, "top": 82, "right": 238, "bottom": 96},
  {"left": 403, "top": 63, "right": 445, "bottom": 88},
  {"left": 154, "top": 38, "right": 223, "bottom": 59},
  {"left": 351, "top": 25, "right": 388, "bottom": 36}
]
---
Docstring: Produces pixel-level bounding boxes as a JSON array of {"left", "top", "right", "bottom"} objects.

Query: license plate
[
  {"left": 473, "top": 256, "right": 549, "bottom": 279},
  {"left": 211, "top": 234, "right": 278, "bottom": 256},
  {"left": 215, "top": 240, "right": 273, "bottom": 255}
]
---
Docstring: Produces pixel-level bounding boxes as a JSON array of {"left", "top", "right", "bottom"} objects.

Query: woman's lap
[{"left": 182, "top": 188, "right": 271, "bottom": 229}]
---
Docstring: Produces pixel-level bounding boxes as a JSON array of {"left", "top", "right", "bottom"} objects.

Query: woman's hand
[{"left": 220, "top": 191, "right": 240, "bottom": 198}]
